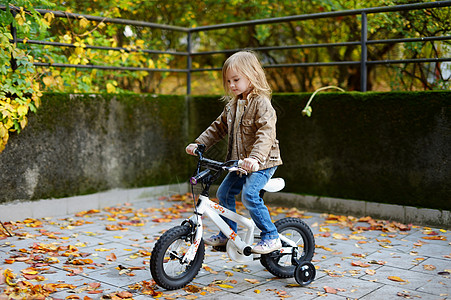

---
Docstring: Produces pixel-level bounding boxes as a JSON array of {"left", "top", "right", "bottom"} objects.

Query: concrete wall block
[{"left": 365, "top": 202, "right": 405, "bottom": 222}]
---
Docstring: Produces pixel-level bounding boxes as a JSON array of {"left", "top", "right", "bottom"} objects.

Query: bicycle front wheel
[{"left": 150, "top": 224, "right": 205, "bottom": 290}]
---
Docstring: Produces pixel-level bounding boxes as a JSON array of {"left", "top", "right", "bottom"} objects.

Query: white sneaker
[
  {"left": 252, "top": 238, "right": 282, "bottom": 254},
  {"left": 204, "top": 234, "right": 228, "bottom": 246}
]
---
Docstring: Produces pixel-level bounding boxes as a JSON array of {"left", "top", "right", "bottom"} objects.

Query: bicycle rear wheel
[
  {"left": 260, "top": 217, "right": 315, "bottom": 278},
  {"left": 150, "top": 224, "right": 204, "bottom": 290}
]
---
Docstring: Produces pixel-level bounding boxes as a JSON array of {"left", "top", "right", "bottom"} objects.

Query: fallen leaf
[
  {"left": 218, "top": 284, "right": 234, "bottom": 288},
  {"left": 324, "top": 286, "right": 337, "bottom": 294},
  {"left": 351, "top": 253, "right": 365, "bottom": 258},
  {"left": 365, "top": 269, "right": 376, "bottom": 275},
  {"left": 388, "top": 276, "right": 406, "bottom": 282},
  {"left": 4, "top": 258, "right": 15, "bottom": 264},
  {"left": 352, "top": 261, "right": 370, "bottom": 268},
  {"left": 88, "top": 282, "right": 101, "bottom": 289},
  {"left": 184, "top": 284, "right": 202, "bottom": 293},
  {"left": 203, "top": 266, "right": 218, "bottom": 274},
  {"left": 423, "top": 264, "right": 436, "bottom": 271},
  {"left": 422, "top": 236, "right": 447, "bottom": 241},
  {"left": 244, "top": 278, "right": 260, "bottom": 284},
  {"left": 106, "top": 253, "right": 117, "bottom": 262},
  {"left": 116, "top": 291, "right": 134, "bottom": 298}
]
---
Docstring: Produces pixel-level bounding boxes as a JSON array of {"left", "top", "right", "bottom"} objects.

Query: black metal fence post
[
  {"left": 360, "top": 12, "right": 368, "bottom": 92},
  {"left": 10, "top": 9, "right": 18, "bottom": 72},
  {"left": 186, "top": 31, "right": 192, "bottom": 95}
]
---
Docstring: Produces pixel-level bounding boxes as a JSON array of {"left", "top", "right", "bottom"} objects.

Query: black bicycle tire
[
  {"left": 150, "top": 224, "right": 205, "bottom": 290},
  {"left": 260, "top": 217, "right": 315, "bottom": 278}
]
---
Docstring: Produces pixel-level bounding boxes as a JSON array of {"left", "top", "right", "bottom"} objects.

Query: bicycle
[{"left": 149, "top": 144, "right": 316, "bottom": 290}]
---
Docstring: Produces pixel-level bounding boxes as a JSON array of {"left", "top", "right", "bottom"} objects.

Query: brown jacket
[{"left": 195, "top": 93, "right": 282, "bottom": 171}]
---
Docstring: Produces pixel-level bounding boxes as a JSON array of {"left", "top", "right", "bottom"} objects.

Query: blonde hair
[{"left": 221, "top": 51, "right": 271, "bottom": 102}]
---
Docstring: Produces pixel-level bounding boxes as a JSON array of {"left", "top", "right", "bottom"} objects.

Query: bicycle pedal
[{"left": 212, "top": 245, "right": 227, "bottom": 252}]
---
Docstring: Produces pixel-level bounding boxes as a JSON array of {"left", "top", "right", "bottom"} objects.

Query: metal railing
[{"left": 4, "top": 1, "right": 451, "bottom": 94}]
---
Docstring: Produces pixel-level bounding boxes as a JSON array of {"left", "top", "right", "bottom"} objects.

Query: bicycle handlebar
[{"left": 190, "top": 144, "right": 245, "bottom": 186}]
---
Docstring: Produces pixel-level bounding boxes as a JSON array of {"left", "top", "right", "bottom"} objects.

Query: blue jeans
[{"left": 216, "top": 166, "right": 279, "bottom": 241}]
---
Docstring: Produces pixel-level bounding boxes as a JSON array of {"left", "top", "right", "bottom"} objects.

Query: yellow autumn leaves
[
  {"left": 0, "top": 97, "right": 37, "bottom": 152},
  {"left": 1, "top": 6, "right": 46, "bottom": 153}
]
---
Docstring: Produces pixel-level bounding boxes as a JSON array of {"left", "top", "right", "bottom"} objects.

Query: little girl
[{"left": 186, "top": 50, "right": 283, "bottom": 254}]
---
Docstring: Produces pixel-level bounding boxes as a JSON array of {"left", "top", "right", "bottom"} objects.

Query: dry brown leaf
[
  {"left": 422, "top": 236, "right": 446, "bottom": 241},
  {"left": 423, "top": 264, "right": 436, "bottom": 271},
  {"left": 324, "top": 286, "right": 337, "bottom": 294},
  {"left": 244, "top": 278, "right": 260, "bottom": 284},
  {"left": 203, "top": 266, "right": 218, "bottom": 274},
  {"left": 106, "top": 253, "right": 117, "bottom": 262},
  {"left": 184, "top": 284, "right": 202, "bottom": 293},
  {"left": 351, "top": 261, "right": 371, "bottom": 268}
]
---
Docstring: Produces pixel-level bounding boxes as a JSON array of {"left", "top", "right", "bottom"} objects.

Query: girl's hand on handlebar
[
  {"left": 186, "top": 143, "right": 198, "bottom": 156},
  {"left": 240, "top": 157, "right": 259, "bottom": 172}
]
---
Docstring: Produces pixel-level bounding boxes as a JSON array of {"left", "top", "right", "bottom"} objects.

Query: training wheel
[{"left": 294, "top": 262, "right": 316, "bottom": 286}]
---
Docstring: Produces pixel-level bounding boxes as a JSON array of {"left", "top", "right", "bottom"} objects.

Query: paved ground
[{"left": 0, "top": 193, "right": 450, "bottom": 299}]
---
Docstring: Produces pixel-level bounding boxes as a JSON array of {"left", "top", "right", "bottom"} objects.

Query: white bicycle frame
[{"left": 182, "top": 185, "right": 296, "bottom": 264}]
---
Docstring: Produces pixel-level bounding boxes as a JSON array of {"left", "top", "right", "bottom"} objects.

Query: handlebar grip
[
  {"left": 195, "top": 144, "right": 206, "bottom": 156},
  {"left": 238, "top": 159, "right": 259, "bottom": 172},
  {"left": 190, "top": 169, "right": 210, "bottom": 185}
]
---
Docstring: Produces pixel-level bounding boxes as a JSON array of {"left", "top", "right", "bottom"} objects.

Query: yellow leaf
[
  {"left": 203, "top": 266, "right": 218, "bottom": 274},
  {"left": 44, "top": 12, "right": 54, "bottom": 24},
  {"left": 15, "top": 13, "right": 24, "bottom": 26},
  {"left": 17, "top": 105, "right": 28, "bottom": 116},
  {"left": 106, "top": 83, "right": 116, "bottom": 93},
  {"left": 79, "top": 17, "right": 90, "bottom": 28},
  {"left": 0, "top": 124, "right": 7, "bottom": 138},
  {"left": 95, "top": 248, "right": 111, "bottom": 252},
  {"left": 22, "top": 269, "right": 38, "bottom": 275},
  {"left": 218, "top": 284, "right": 234, "bottom": 288},
  {"left": 388, "top": 276, "right": 405, "bottom": 282},
  {"left": 254, "top": 289, "right": 261, "bottom": 294},
  {"left": 332, "top": 233, "right": 348, "bottom": 240},
  {"left": 317, "top": 245, "right": 333, "bottom": 252},
  {"left": 365, "top": 269, "right": 376, "bottom": 275},
  {"left": 42, "top": 76, "right": 55, "bottom": 86}
]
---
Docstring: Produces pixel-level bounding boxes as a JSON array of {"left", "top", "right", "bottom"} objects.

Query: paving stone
[
  {"left": 359, "top": 284, "right": 445, "bottom": 300},
  {"left": 1, "top": 195, "right": 450, "bottom": 299}
]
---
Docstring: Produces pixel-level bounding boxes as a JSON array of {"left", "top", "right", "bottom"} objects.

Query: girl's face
[{"left": 226, "top": 68, "right": 252, "bottom": 98}]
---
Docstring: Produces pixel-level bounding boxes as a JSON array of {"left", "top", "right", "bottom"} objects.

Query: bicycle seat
[{"left": 262, "top": 178, "right": 285, "bottom": 193}]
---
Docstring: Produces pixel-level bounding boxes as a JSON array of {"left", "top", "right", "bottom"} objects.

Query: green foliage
[
  {"left": 0, "top": 0, "right": 54, "bottom": 152},
  {"left": 0, "top": 0, "right": 449, "bottom": 153},
  {"left": 38, "top": 0, "right": 448, "bottom": 94},
  {"left": 3, "top": 0, "right": 448, "bottom": 98}
]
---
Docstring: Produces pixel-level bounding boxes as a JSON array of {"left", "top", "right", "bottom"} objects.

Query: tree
[{"left": 3, "top": 0, "right": 451, "bottom": 95}]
